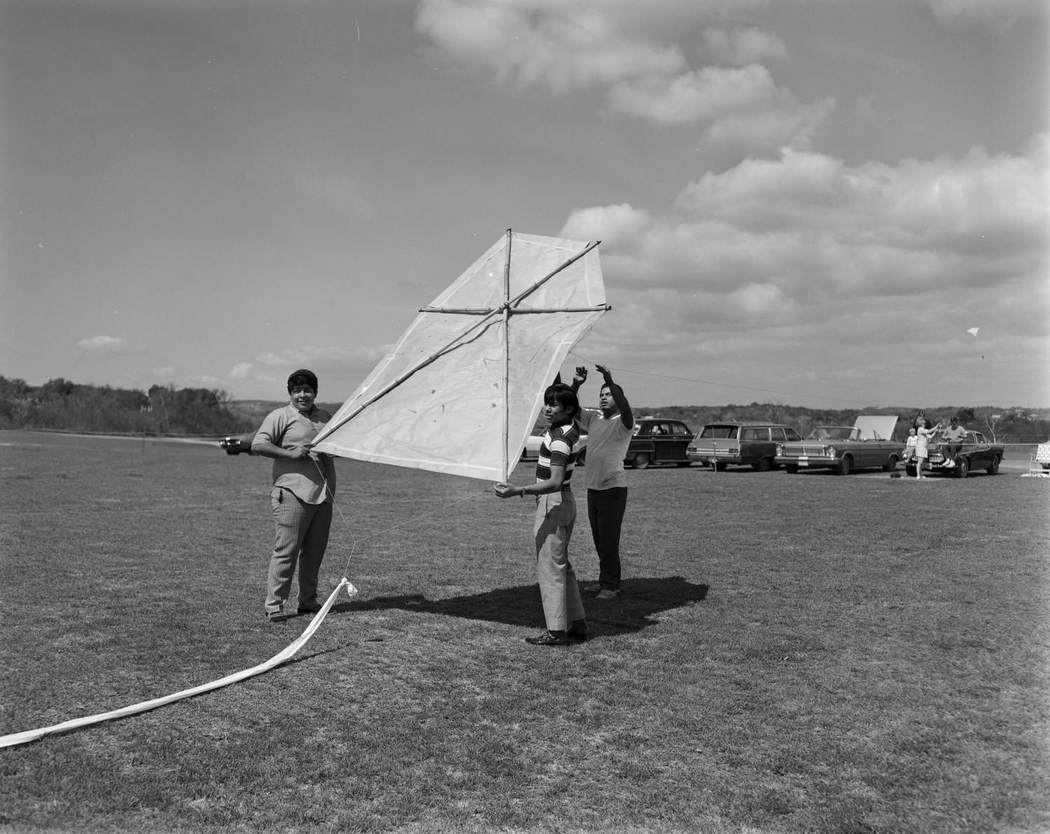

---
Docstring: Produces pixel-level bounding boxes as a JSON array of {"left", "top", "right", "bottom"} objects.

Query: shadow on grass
[{"left": 326, "top": 575, "right": 709, "bottom": 638}]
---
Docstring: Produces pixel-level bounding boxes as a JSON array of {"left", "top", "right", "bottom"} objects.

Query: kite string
[{"left": 309, "top": 455, "right": 358, "bottom": 577}]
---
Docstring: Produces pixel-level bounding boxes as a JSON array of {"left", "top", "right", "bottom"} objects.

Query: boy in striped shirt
[{"left": 494, "top": 384, "right": 587, "bottom": 646}]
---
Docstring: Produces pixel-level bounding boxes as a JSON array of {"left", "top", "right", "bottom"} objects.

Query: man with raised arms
[{"left": 572, "top": 364, "right": 634, "bottom": 601}]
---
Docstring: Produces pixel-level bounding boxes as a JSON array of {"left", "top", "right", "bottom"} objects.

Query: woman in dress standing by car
[{"left": 913, "top": 416, "right": 941, "bottom": 480}]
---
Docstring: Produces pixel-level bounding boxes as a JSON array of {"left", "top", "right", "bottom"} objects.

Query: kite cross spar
[
  {"left": 1, "top": 230, "right": 608, "bottom": 747},
  {"left": 310, "top": 229, "right": 610, "bottom": 484}
]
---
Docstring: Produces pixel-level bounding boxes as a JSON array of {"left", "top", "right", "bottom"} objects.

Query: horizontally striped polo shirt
[{"left": 534, "top": 421, "right": 581, "bottom": 489}]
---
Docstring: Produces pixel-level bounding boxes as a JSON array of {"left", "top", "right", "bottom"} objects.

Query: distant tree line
[
  {"left": 0, "top": 376, "right": 257, "bottom": 437},
  {"left": 2, "top": 375, "right": 1047, "bottom": 443}
]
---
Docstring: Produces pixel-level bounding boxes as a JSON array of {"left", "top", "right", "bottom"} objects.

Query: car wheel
[
  {"left": 905, "top": 463, "right": 916, "bottom": 477},
  {"left": 714, "top": 462, "right": 727, "bottom": 472},
  {"left": 956, "top": 457, "right": 969, "bottom": 478},
  {"left": 987, "top": 456, "right": 1000, "bottom": 475},
  {"left": 835, "top": 455, "right": 852, "bottom": 476},
  {"left": 883, "top": 454, "right": 899, "bottom": 472},
  {"left": 785, "top": 465, "right": 799, "bottom": 474},
  {"left": 633, "top": 453, "right": 650, "bottom": 469}
]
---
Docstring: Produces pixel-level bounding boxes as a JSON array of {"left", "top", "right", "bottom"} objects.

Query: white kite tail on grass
[
  {"left": 309, "top": 230, "right": 609, "bottom": 484},
  {"left": 0, "top": 578, "right": 359, "bottom": 749}
]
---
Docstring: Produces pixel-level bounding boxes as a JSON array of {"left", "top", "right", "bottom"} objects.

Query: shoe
[
  {"left": 595, "top": 588, "right": 621, "bottom": 601},
  {"left": 297, "top": 603, "right": 322, "bottom": 615},
  {"left": 567, "top": 620, "right": 588, "bottom": 643},
  {"left": 266, "top": 609, "right": 286, "bottom": 622},
  {"left": 525, "top": 630, "right": 571, "bottom": 646},
  {"left": 580, "top": 582, "right": 602, "bottom": 597}
]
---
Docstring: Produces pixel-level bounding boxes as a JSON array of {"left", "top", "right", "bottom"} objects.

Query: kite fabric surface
[{"left": 310, "top": 231, "right": 608, "bottom": 482}]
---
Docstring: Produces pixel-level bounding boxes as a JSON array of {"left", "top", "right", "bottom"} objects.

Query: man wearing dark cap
[{"left": 251, "top": 370, "right": 337, "bottom": 620}]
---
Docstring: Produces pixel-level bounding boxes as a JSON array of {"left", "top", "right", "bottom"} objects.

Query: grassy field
[{"left": 1, "top": 430, "right": 1048, "bottom": 833}]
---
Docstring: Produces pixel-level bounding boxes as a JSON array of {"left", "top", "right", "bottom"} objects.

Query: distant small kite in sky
[{"left": 967, "top": 327, "right": 985, "bottom": 358}]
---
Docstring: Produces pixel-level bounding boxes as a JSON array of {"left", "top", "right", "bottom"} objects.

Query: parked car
[
  {"left": 775, "top": 416, "right": 902, "bottom": 475},
  {"left": 220, "top": 432, "right": 255, "bottom": 455},
  {"left": 905, "top": 430, "right": 1004, "bottom": 478},
  {"left": 624, "top": 418, "right": 694, "bottom": 468},
  {"left": 687, "top": 422, "right": 801, "bottom": 471}
]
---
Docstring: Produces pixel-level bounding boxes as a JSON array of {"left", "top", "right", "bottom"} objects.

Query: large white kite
[{"left": 310, "top": 230, "right": 609, "bottom": 482}]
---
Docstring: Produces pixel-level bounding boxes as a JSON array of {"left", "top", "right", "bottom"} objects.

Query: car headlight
[
  {"left": 826, "top": 446, "right": 836, "bottom": 456},
  {"left": 775, "top": 444, "right": 783, "bottom": 455}
]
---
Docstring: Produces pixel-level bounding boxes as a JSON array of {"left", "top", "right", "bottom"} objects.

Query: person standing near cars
[
  {"left": 913, "top": 415, "right": 941, "bottom": 480},
  {"left": 494, "top": 384, "right": 587, "bottom": 646},
  {"left": 903, "top": 427, "right": 918, "bottom": 466},
  {"left": 572, "top": 364, "right": 634, "bottom": 601},
  {"left": 251, "top": 369, "right": 336, "bottom": 621}
]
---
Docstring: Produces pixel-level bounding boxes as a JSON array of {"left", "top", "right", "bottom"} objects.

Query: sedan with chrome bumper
[
  {"left": 905, "top": 431, "right": 1004, "bottom": 478},
  {"left": 776, "top": 424, "right": 903, "bottom": 475}
]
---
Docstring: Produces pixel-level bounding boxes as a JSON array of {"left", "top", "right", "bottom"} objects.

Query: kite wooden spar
[{"left": 310, "top": 231, "right": 609, "bottom": 482}]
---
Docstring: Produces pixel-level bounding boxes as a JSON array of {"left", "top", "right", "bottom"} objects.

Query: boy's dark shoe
[{"left": 525, "top": 630, "right": 571, "bottom": 646}]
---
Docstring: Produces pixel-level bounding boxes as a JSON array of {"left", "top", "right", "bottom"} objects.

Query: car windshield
[
  {"left": 808, "top": 427, "right": 855, "bottom": 441},
  {"left": 700, "top": 425, "right": 737, "bottom": 439}
]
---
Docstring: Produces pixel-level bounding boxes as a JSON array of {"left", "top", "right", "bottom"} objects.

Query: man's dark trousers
[{"left": 587, "top": 486, "right": 628, "bottom": 591}]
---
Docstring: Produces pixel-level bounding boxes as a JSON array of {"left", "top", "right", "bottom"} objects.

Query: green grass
[{"left": 1, "top": 430, "right": 1048, "bottom": 833}]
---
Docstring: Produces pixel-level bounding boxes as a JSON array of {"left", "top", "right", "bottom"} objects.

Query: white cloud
[
  {"left": 561, "top": 203, "right": 651, "bottom": 241},
  {"left": 924, "top": 0, "right": 1042, "bottom": 30},
  {"left": 225, "top": 345, "right": 389, "bottom": 399},
  {"left": 607, "top": 64, "right": 776, "bottom": 125},
  {"left": 242, "top": 346, "right": 386, "bottom": 382},
  {"left": 700, "top": 26, "right": 788, "bottom": 65},
  {"left": 562, "top": 138, "right": 1050, "bottom": 396},
  {"left": 703, "top": 94, "right": 834, "bottom": 151},
  {"left": 414, "top": 0, "right": 826, "bottom": 147},
  {"left": 671, "top": 140, "right": 1050, "bottom": 260},
  {"left": 415, "top": 0, "right": 685, "bottom": 93},
  {"left": 253, "top": 345, "right": 383, "bottom": 369},
  {"left": 76, "top": 335, "right": 131, "bottom": 353}
]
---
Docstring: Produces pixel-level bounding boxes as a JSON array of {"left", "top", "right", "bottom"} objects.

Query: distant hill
[
  {"left": 226, "top": 400, "right": 342, "bottom": 426},
  {"left": 2, "top": 373, "right": 1046, "bottom": 443}
]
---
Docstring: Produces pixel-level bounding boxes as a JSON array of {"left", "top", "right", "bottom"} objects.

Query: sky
[{"left": 2, "top": 0, "right": 1047, "bottom": 411}]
